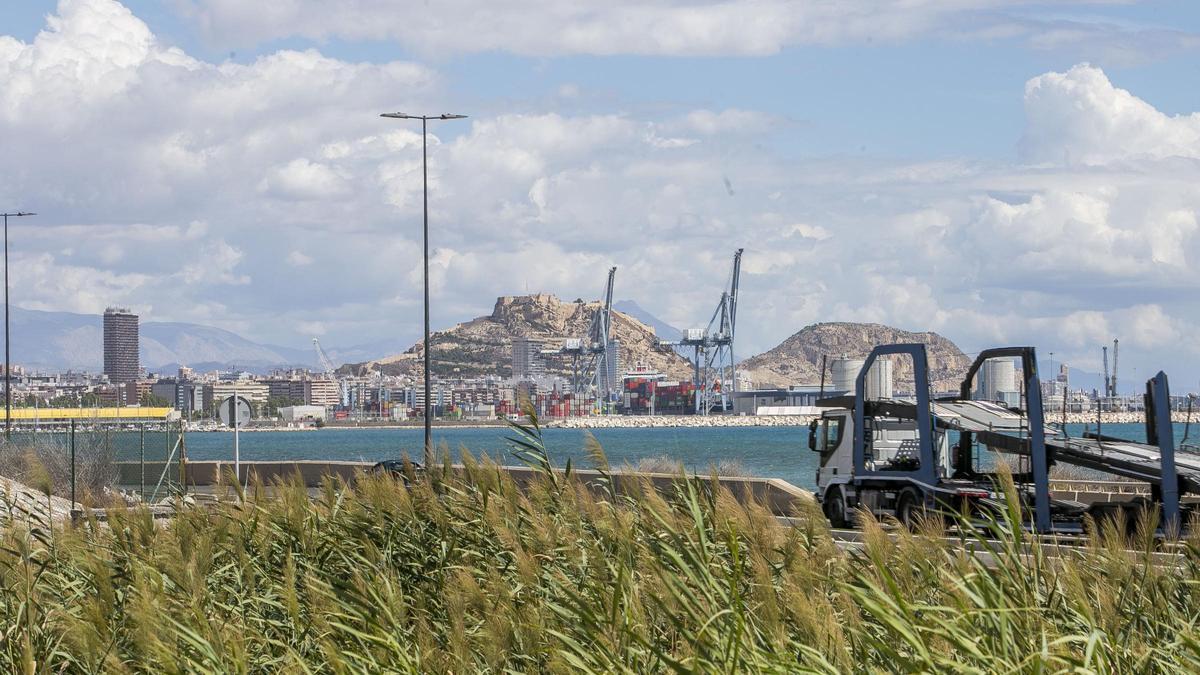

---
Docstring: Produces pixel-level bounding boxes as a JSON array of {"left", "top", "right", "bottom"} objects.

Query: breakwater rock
[
  {"left": 542, "top": 415, "right": 815, "bottom": 429},
  {"left": 1059, "top": 411, "right": 1198, "bottom": 425},
  {"left": 540, "top": 411, "right": 1198, "bottom": 430}
]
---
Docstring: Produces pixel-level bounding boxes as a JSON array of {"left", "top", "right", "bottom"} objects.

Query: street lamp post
[
  {"left": 1, "top": 212, "right": 35, "bottom": 440},
  {"left": 379, "top": 112, "right": 467, "bottom": 467}
]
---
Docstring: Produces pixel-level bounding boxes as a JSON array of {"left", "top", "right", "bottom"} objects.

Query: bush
[{"left": 627, "top": 453, "right": 752, "bottom": 477}]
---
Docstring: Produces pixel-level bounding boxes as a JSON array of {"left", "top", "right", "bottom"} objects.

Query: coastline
[{"left": 190, "top": 409, "right": 1200, "bottom": 433}]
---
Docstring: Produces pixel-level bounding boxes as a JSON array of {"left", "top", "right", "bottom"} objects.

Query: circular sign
[{"left": 218, "top": 395, "right": 252, "bottom": 428}]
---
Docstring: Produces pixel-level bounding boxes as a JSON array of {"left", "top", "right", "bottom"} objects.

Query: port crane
[
  {"left": 658, "top": 248, "right": 743, "bottom": 415},
  {"left": 548, "top": 267, "right": 619, "bottom": 411},
  {"left": 1111, "top": 338, "right": 1119, "bottom": 399},
  {"left": 1102, "top": 338, "right": 1120, "bottom": 410},
  {"left": 312, "top": 337, "right": 349, "bottom": 407}
]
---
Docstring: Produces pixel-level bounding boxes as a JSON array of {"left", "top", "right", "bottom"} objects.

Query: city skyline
[{"left": 1, "top": 0, "right": 1199, "bottom": 384}]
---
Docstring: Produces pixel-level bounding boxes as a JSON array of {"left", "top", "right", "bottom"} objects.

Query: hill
[
  {"left": 346, "top": 294, "right": 693, "bottom": 379},
  {"left": 739, "top": 322, "right": 971, "bottom": 391}
]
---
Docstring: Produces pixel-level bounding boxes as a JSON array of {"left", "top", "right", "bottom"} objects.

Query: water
[
  {"left": 132, "top": 426, "right": 821, "bottom": 489},
  {"left": 108, "top": 421, "right": 1200, "bottom": 492}
]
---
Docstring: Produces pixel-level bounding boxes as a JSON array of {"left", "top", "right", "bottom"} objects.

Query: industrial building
[
  {"left": 102, "top": 307, "right": 139, "bottom": 383},
  {"left": 732, "top": 387, "right": 828, "bottom": 415},
  {"left": 279, "top": 405, "right": 326, "bottom": 423}
]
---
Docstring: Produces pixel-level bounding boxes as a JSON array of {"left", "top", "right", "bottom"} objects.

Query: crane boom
[
  {"left": 313, "top": 337, "right": 348, "bottom": 407},
  {"left": 728, "top": 247, "right": 742, "bottom": 344},
  {"left": 313, "top": 338, "right": 337, "bottom": 376}
]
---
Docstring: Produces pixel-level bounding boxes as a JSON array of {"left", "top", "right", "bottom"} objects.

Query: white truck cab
[{"left": 810, "top": 407, "right": 954, "bottom": 526}]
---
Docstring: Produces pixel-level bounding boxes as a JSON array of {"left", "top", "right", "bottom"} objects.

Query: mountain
[
  {"left": 7, "top": 306, "right": 324, "bottom": 373},
  {"left": 346, "top": 294, "right": 694, "bottom": 379},
  {"left": 140, "top": 322, "right": 314, "bottom": 370},
  {"left": 613, "top": 300, "right": 681, "bottom": 341},
  {"left": 739, "top": 322, "right": 972, "bottom": 391}
]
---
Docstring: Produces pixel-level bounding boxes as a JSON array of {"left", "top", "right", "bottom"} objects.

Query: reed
[{"left": 0, "top": 411, "right": 1196, "bottom": 672}]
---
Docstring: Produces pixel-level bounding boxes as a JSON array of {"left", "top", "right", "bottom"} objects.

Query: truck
[{"left": 811, "top": 344, "right": 1197, "bottom": 534}]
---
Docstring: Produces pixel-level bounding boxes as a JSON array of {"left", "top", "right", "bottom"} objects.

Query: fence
[{"left": 0, "top": 418, "right": 189, "bottom": 505}]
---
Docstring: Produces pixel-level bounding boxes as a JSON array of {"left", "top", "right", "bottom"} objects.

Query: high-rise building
[
  {"left": 512, "top": 337, "right": 546, "bottom": 381},
  {"left": 603, "top": 339, "right": 621, "bottom": 392},
  {"left": 103, "top": 307, "right": 139, "bottom": 383}
]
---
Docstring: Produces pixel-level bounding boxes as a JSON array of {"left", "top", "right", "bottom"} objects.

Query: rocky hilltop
[
  {"left": 346, "top": 294, "right": 693, "bottom": 379},
  {"left": 739, "top": 322, "right": 971, "bottom": 391}
]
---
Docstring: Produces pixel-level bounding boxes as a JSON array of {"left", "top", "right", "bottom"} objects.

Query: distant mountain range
[
  {"left": 11, "top": 302, "right": 1114, "bottom": 392},
  {"left": 612, "top": 300, "right": 681, "bottom": 341},
  {"left": 6, "top": 307, "right": 401, "bottom": 374}
]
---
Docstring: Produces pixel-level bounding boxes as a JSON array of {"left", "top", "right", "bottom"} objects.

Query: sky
[{"left": 1, "top": 0, "right": 1199, "bottom": 391}]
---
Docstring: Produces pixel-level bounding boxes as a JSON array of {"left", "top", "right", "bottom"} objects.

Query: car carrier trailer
[{"left": 811, "top": 343, "right": 1192, "bottom": 534}]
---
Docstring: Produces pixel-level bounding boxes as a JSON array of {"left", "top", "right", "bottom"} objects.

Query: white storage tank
[
  {"left": 866, "top": 358, "right": 894, "bottom": 400},
  {"left": 831, "top": 357, "right": 864, "bottom": 394},
  {"left": 977, "top": 358, "right": 1017, "bottom": 402}
]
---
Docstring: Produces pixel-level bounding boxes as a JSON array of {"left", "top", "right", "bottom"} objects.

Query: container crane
[
  {"left": 588, "top": 266, "right": 618, "bottom": 404},
  {"left": 550, "top": 267, "right": 618, "bottom": 411},
  {"left": 704, "top": 248, "right": 743, "bottom": 413},
  {"left": 1102, "top": 345, "right": 1110, "bottom": 404},
  {"left": 1111, "top": 338, "right": 1119, "bottom": 399},
  {"left": 658, "top": 248, "right": 744, "bottom": 415},
  {"left": 312, "top": 337, "right": 349, "bottom": 407}
]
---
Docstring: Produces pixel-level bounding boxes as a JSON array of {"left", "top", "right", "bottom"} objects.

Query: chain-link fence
[{"left": 0, "top": 420, "right": 189, "bottom": 505}]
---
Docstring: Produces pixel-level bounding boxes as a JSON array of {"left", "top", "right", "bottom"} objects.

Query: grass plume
[{"left": 0, "top": 418, "right": 1194, "bottom": 671}]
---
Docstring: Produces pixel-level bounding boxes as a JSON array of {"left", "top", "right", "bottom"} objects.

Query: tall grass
[{"left": 0, "top": 415, "right": 1197, "bottom": 672}]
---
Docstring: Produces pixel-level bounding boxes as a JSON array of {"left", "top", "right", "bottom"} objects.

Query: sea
[{"left": 109, "top": 422, "right": 1200, "bottom": 492}]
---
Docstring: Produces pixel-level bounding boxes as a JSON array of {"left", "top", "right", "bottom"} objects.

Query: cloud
[
  {"left": 259, "top": 158, "right": 351, "bottom": 201},
  {"left": 287, "top": 250, "right": 314, "bottom": 267},
  {"left": 2, "top": 2, "right": 1200, "bottom": 386},
  {"left": 178, "top": 239, "right": 250, "bottom": 285},
  {"left": 1021, "top": 64, "right": 1200, "bottom": 165},
  {"left": 175, "top": 0, "right": 1190, "bottom": 58},
  {"left": 679, "top": 109, "right": 780, "bottom": 135}
]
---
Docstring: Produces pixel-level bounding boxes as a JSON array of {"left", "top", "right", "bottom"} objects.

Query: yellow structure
[{"left": 4, "top": 407, "right": 178, "bottom": 423}]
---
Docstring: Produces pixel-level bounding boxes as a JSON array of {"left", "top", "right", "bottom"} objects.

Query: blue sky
[
  {"left": 8, "top": 0, "right": 1199, "bottom": 161},
  {"left": 1, "top": 0, "right": 1199, "bottom": 389}
]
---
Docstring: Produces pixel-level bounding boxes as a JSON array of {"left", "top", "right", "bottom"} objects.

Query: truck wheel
[
  {"left": 824, "top": 486, "right": 850, "bottom": 529},
  {"left": 896, "top": 488, "right": 921, "bottom": 529}
]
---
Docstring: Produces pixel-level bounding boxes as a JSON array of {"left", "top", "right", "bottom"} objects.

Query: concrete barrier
[{"left": 115, "top": 460, "right": 815, "bottom": 516}]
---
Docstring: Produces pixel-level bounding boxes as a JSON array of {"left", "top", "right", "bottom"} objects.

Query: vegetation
[
  {"left": 138, "top": 392, "right": 172, "bottom": 408},
  {"left": 264, "top": 396, "right": 304, "bottom": 418},
  {"left": 629, "top": 453, "right": 751, "bottom": 477},
  {"left": 0, "top": 415, "right": 1197, "bottom": 671},
  {"left": 0, "top": 432, "right": 117, "bottom": 502}
]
